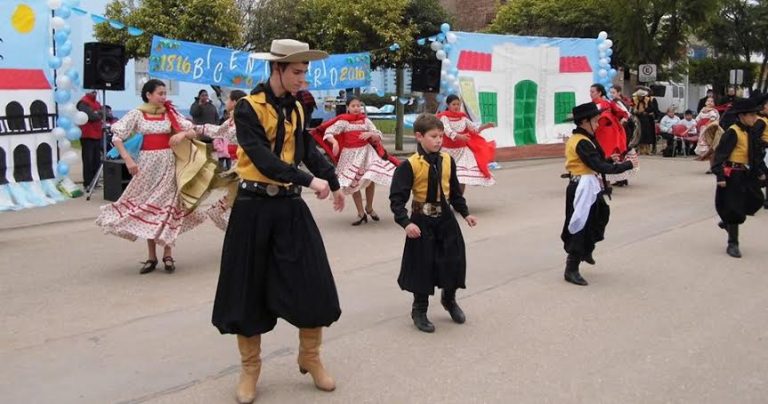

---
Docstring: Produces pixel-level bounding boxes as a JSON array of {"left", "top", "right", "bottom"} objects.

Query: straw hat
[{"left": 252, "top": 39, "right": 328, "bottom": 63}]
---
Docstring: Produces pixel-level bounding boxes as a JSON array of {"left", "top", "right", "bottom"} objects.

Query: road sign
[
  {"left": 639, "top": 64, "right": 657, "bottom": 83},
  {"left": 729, "top": 69, "right": 744, "bottom": 85}
]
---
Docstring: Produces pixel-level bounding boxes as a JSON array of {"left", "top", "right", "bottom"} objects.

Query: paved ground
[{"left": 1, "top": 155, "right": 767, "bottom": 404}]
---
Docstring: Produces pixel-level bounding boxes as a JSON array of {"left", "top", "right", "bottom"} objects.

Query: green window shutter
[
  {"left": 554, "top": 92, "right": 576, "bottom": 124},
  {"left": 478, "top": 92, "right": 498, "bottom": 125},
  {"left": 514, "top": 80, "right": 538, "bottom": 145}
]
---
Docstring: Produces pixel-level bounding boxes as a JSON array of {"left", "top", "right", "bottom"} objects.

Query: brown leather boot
[
  {"left": 236, "top": 334, "right": 262, "bottom": 403},
  {"left": 297, "top": 328, "right": 336, "bottom": 392}
]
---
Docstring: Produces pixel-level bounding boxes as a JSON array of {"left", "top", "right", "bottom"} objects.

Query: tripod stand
[{"left": 85, "top": 89, "right": 111, "bottom": 201}]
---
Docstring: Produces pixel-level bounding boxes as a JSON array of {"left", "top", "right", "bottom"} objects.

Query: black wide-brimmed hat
[
  {"left": 729, "top": 97, "right": 763, "bottom": 115},
  {"left": 565, "top": 102, "right": 602, "bottom": 123}
]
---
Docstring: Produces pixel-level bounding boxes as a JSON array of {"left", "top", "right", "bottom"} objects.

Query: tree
[
  {"left": 94, "top": 0, "right": 244, "bottom": 60},
  {"left": 487, "top": 0, "right": 611, "bottom": 39},
  {"left": 241, "top": 0, "right": 302, "bottom": 52},
  {"left": 608, "top": 0, "right": 717, "bottom": 74},
  {"left": 689, "top": 57, "right": 757, "bottom": 95}
]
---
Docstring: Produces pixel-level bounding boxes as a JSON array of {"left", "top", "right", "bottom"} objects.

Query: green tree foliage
[
  {"left": 487, "top": 0, "right": 611, "bottom": 39},
  {"left": 94, "top": 0, "right": 243, "bottom": 60},
  {"left": 241, "top": 0, "right": 301, "bottom": 52},
  {"left": 689, "top": 57, "right": 758, "bottom": 94}
]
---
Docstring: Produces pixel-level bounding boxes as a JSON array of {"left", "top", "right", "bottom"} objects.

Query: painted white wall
[{"left": 0, "top": 88, "right": 56, "bottom": 182}]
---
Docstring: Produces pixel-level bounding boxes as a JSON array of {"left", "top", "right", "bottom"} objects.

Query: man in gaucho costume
[{"left": 211, "top": 39, "right": 345, "bottom": 403}]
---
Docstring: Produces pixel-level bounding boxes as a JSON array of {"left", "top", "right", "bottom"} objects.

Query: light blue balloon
[
  {"left": 595, "top": 37, "right": 604, "bottom": 44},
  {"left": 67, "top": 70, "right": 79, "bottom": 82},
  {"left": 54, "top": 31, "right": 69, "bottom": 44},
  {"left": 606, "top": 48, "right": 613, "bottom": 56},
  {"left": 59, "top": 24, "right": 71, "bottom": 34},
  {"left": 417, "top": 38, "right": 426, "bottom": 46},
  {"left": 376, "top": 89, "right": 386, "bottom": 97},
  {"left": 444, "top": 44, "right": 452, "bottom": 53},
  {"left": 437, "top": 33, "right": 446, "bottom": 42},
  {"left": 56, "top": 6, "right": 71, "bottom": 18},
  {"left": 54, "top": 89, "right": 71, "bottom": 104},
  {"left": 449, "top": 67, "right": 459, "bottom": 76},
  {"left": 440, "top": 23, "right": 451, "bottom": 33},
  {"left": 57, "top": 115, "right": 73, "bottom": 129},
  {"left": 609, "top": 68, "right": 617, "bottom": 77},
  {"left": 58, "top": 41, "right": 72, "bottom": 57},
  {"left": 48, "top": 56, "right": 62, "bottom": 69},
  {"left": 66, "top": 126, "right": 82, "bottom": 141},
  {"left": 57, "top": 162, "right": 70, "bottom": 177}
]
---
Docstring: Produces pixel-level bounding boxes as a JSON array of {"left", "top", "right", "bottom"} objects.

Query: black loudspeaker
[
  {"left": 84, "top": 42, "right": 126, "bottom": 91},
  {"left": 103, "top": 159, "right": 132, "bottom": 202},
  {"left": 411, "top": 59, "right": 442, "bottom": 93}
]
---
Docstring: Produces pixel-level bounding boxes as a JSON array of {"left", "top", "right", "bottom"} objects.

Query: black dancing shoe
[
  {"left": 351, "top": 213, "right": 368, "bottom": 226},
  {"left": 726, "top": 243, "right": 742, "bottom": 258},
  {"left": 564, "top": 271, "right": 588, "bottom": 286},
  {"left": 441, "top": 294, "right": 466, "bottom": 324},
  {"left": 583, "top": 253, "right": 596, "bottom": 265},
  {"left": 139, "top": 259, "right": 158, "bottom": 275},
  {"left": 411, "top": 310, "right": 435, "bottom": 333}
]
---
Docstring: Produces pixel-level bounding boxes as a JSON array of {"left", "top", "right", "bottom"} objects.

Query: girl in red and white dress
[
  {"left": 591, "top": 84, "right": 637, "bottom": 187},
  {"left": 194, "top": 89, "right": 247, "bottom": 231},
  {"left": 96, "top": 79, "right": 206, "bottom": 274},
  {"left": 437, "top": 95, "right": 496, "bottom": 192},
  {"left": 311, "top": 97, "right": 399, "bottom": 225}
]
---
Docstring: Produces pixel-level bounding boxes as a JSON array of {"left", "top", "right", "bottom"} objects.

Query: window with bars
[
  {"left": 478, "top": 92, "right": 498, "bottom": 124},
  {"left": 514, "top": 80, "right": 538, "bottom": 145},
  {"left": 554, "top": 92, "right": 576, "bottom": 124}
]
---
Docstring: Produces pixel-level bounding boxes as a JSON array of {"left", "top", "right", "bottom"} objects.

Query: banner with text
[{"left": 149, "top": 36, "right": 371, "bottom": 90}]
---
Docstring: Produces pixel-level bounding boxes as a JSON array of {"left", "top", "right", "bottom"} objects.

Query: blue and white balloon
[
  {"left": 54, "top": 89, "right": 71, "bottom": 104},
  {"left": 65, "top": 126, "right": 82, "bottom": 141},
  {"left": 54, "top": 31, "right": 69, "bottom": 44},
  {"left": 440, "top": 23, "right": 451, "bottom": 33},
  {"left": 52, "top": 127, "right": 67, "bottom": 139},
  {"left": 55, "top": 75, "right": 73, "bottom": 90},
  {"left": 58, "top": 41, "right": 72, "bottom": 57},
  {"left": 48, "top": 56, "right": 62, "bottom": 69},
  {"left": 56, "top": 161, "right": 70, "bottom": 177}
]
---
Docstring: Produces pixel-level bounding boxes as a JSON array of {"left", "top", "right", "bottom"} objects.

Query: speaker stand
[{"left": 85, "top": 89, "right": 110, "bottom": 201}]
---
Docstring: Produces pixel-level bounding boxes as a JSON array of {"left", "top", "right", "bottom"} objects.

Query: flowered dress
[
  {"left": 95, "top": 108, "right": 206, "bottom": 246},
  {"left": 313, "top": 114, "right": 398, "bottom": 194},
  {"left": 438, "top": 112, "right": 496, "bottom": 186},
  {"left": 197, "top": 120, "right": 237, "bottom": 230}
]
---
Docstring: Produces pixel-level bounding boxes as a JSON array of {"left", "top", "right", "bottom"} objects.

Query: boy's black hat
[{"left": 565, "top": 102, "right": 602, "bottom": 123}]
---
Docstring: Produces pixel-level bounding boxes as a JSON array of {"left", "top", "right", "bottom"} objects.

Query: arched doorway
[
  {"left": 30, "top": 100, "right": 50, "bottom": 130},
  {"left": 13, "top": 144, "right": 33, "bottom": 182},
  {"left": 6, "top": 101, "right": 25, "bottom": 132},
  {"left": 513, "top": 80, "right": 538, "bottom": 146},
  {"left": 37, "top": 143, "right": 55, "bottom": 180}
]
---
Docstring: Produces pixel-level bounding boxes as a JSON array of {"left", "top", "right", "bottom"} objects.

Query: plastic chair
[{"left": 671, "top": 124, "right": 692, "bottom": 156}]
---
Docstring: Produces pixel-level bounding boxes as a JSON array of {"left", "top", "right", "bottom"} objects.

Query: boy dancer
[{"left": 389, "top": 114, "right": 478, "bottom": 333}]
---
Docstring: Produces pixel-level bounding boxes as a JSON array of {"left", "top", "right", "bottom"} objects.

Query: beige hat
[{"left": 252, "top": 39, "right": 328, "bottom": 62}]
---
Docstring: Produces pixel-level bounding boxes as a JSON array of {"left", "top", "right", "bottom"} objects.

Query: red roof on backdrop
[
  {"left": 457, "top": 51, "right": 493, "bottom": 72},
  {"left": 559, "top": 57, "right": 592, "bottom": 73},
  {"left": 0, "top": 69, "right": 52, "bottom": 90}
]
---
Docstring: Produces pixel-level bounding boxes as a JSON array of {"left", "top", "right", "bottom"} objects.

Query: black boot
[
  {"left": 726, "top": 224, "right": 742, "bottom": 258},
  {"left": 411, "top": 294, "right": 435, "bottom": 333},
  {"left": 440, "top": 289, "right": 466, "bottom": 324},
  {"left": 564, "top": 254, "right": 588, "bottom": 286},
  {"left": 583, "top": 252, "right": 596, "bottom": 265}
]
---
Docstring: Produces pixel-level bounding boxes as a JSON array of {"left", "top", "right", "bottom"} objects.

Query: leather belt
[
  {"left": 412, "top": 201, "right": 442, "bottom": 217},
  {"left": 239, "top": 180, "right": 301, "bottom": 197}
]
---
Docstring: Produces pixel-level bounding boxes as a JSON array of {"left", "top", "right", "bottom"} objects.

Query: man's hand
[
  {"left": 309, "top": 177, "right": 330, "bottom": 199},
  {"left": 717, "top": 181, "right": 727, "bottom": 188},
  {"left": 126, "top": 159, "right": 139, "bottom": 176},
  {"left": 405, "top": 223, "right": 421, "bottom": 239},
  {"left": 465, "top": 215, "right": 478, "bottom": 227},
  {"left": 332, "top": 190, "right": 344, "bottom": 212}
]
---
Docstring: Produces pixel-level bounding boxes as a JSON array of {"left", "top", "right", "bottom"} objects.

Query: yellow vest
[
  {"left": 407, "top": 152, "right": 451, "bottom": 203},
  {"left": 564, "top": 134, "right": 596, "bottom": 176},
  {"left": 235, "top": 92, "right": 304, "bottom": 185},
  {"left": 728, "top": 124, "right": 749, "bottom": 164},
  {"left": 758, "top": 116, "right": 768, "bottom": 143}
]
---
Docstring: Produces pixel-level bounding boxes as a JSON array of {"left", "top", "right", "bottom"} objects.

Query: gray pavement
[{"left": 1, "top": 156, "right": 767, "bottom": 403}]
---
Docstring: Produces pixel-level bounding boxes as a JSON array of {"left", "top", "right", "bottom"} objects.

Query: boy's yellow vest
[
  {"left": 407, "top": 152, "right": 451, "bottom": 203},
  {"left": 564, "top": 134, "right": 596, "bottom": 176},
  {"left": 727, "top": 124, "right": 749, "bottom": 164},
  {"left": 235, "top": 92, "right": 304, "bottom": 185}
]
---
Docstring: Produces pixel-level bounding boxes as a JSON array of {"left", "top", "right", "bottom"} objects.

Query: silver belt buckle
[
  {"left": 265, "top": 184, "right": 280, "bottom": 196},
  {"left": 422, "top": 203, "right": 441, "bottom": 217}
]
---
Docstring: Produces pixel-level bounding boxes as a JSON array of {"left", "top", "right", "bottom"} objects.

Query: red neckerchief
[
  {"left": 437, "top": 110, "right": 469, "bottom": 121},
  {"left": 164, "top": 101, "right": 182, "bottom": 132},
  {"left": 437, "top": 111, "right": 496, "bottom": 178}
]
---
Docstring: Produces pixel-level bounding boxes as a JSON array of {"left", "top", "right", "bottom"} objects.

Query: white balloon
[
  {"left": 604, "top": 39, "right": 613, "bottom": 48},
  {"left": 61, "top": 56, "right": 73, "bottom": 69},
  {"left": 598, "top": 31, "right": 608, "bottom": 40},
  {"left": 60, "top": 102, "right": 77, "bottom": 116},
  {"left": 49, "top": 47, "right": 55, "bottom": 56},
  {"left": 435, "top": 50, "right": 446, "bottom": 60},
  {"left": 441, "top": 58, "right": 452, "bottom": 68},
  {"left": 441, "top": 70, "right": 448, "bottom": 78},
  {"left": 47, "top": 0, "right": 62, "bottom": 9},
  {"left": 58, "top": 139, "right": 72, "bottom": 151},
  {"left": 599, "top": 51, "right": 606, "bottom": 58},
  {"left": 74, "top": 111, "right": 89, "bottom": 125},
  {"left": 51, "top": 16, "right": 66, "bottom": 29},
  {"left": 52, "top": 127, "right": 67, "bottom": 139},
  {"left": 56, "top": 75, "right": 72, "bottom": 90},
  {"left": 598, "top": 43, "right": 608, "bottom": 51},
  {"left": 62, "top": 150, "right": 78, "bottom": 164},
  {"left": 446, "top": 33, "right": 458, "bottom": 44},
  {"left": 446, "top": 74, "right": 456, "bottom": 82},
  {"left": 599, "top": 69, "right": 608, "bottom": 78},
  {"left": 430, "top": 41, "right": 443, "bottom": 51}
]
